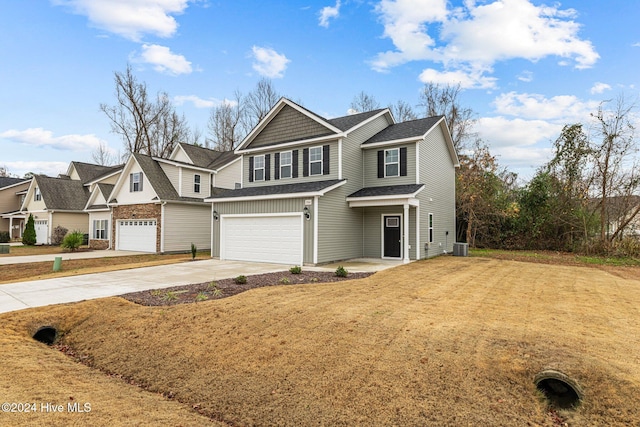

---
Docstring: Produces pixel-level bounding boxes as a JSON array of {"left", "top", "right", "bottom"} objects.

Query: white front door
[
  {"left": 34, "top": 220, "right": 48, "bottom": 244},
  {"left": 221, "top": 214, "right": 303, "bottom": 265},
  {"left": 117, "top": 219, "right": 157, "bottom": 252}
]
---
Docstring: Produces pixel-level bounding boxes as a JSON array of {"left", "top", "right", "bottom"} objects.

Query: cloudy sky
[{"left": 1, "top": 0, "right": 638, "bottom": 180}]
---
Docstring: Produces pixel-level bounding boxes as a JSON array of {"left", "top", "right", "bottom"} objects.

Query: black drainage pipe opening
[
  {"left": 534, "top": 370, "right": 583, "bottom": 409},
  {"left": 33, "top": 326, "right": 57, "bottom": 345}
]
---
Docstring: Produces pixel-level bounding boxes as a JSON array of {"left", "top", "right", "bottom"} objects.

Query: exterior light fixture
[
  {"left": 303, "top": 206, "right": 310, "bottom": 220},
  {"left": 213, "top": 210, "right": 219, "bottom": 220}
]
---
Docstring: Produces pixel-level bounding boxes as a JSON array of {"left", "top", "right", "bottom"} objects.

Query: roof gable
[
  {"left": 33, "top": 175, "right": 90, "bottom": 211},
  {"left": 68, "top": 161, "right": 121, "bottom": 184},
  {"left": 173, "top": 143, "right": 238, "bottom": 170}
]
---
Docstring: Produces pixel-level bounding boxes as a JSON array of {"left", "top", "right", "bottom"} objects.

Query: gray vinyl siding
[
  {"left": 159, "top": 163, "right": 179, "bottom": 190},
  {"left": 249, "top": 105, "right": 334, "bottom": 148},
  {"left": 363, "top": 143, "right": 417, "bottom": 187},
  {"left": 181, "top": 169, "right": 210, "bottom": 198},
  {"left": 214, "top": 160, "right": 241, "bottom": 190},
  {"left": 362, "top": 207, "right": 417, "bottom": 260},
  {"left": 163, "top": 203, "right": 211, "bottom": 252},
  {"left": 418, "top": 124, "right": 456, "bottom": 258},
  {"left": 243, "top": 140, "right": 339, "bottom": 188},
  {"left": 52, "top": 212, "right": 89, "bottom": 234},
  {"left": 211, "top": 198, "right": 314, "bottom": 264}
]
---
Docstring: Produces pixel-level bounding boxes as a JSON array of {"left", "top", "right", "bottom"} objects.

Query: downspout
[
  {"left": 160, "top": 201, "right": 166, "bottom": 253},
  {"left": 210, "top": 202, "right": 214, "bottom": 259},
  {"left": 48, "top": 211, "right": 53, "bottom": 245}
]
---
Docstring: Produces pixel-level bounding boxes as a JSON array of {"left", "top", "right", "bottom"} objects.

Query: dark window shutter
[
  {"left": 303, "top": 148, "right": 309, "bottom": 177},
  {"left": 323, "top": 145, "right": 330, "bottom": 175},
  {"left": 377, "top": 150, "right": 384, "bottom": 178},
  {"left": 248, "top": 156, "right": 254, "bottom": 182},
  {"left": 139, "top": 173, "right": 143, "bottom": 191},
  {"left": 265, "top": 154, "right": 271, "bottom": 181},
  {"left": 292, "top": 150, "right": 299, "bottom": 178},
  {"left": 129, "top": 173, "right": 133, "bottom": 192},
  {"left": 400, "top": 147, "right": 407, "bottom": 176},
  {"left": 274, "top": 152, "right": 280, "bottom": 180}
]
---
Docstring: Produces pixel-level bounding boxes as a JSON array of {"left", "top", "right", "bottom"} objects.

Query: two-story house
[
  {"left": 106, "top": 143, "right": 240, "bottom": 253},
  {"left": 0, "top": 177, "right": 31, "bottom": 240},
  {"left": 206, "top": 98, "right": 459, "bottom": 265}
]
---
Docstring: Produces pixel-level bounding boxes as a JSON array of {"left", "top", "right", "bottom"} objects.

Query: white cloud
[
  {"left": 174, "top": 95, "right": 238, "bottom": 109},
  {"left": 418, "top": 67, "right": 497, "bottom": 89},
  {"left": 590, "top": 82, "right": 612, "bottom": 94},
  {"left": 251, "top": 46, "right": 290, "bottom": 78},
  {"left": 492, "top": 92, "right": 598, "bottom": 121},
  {"left": 0, "top": 128, "right": 107, "bottom": 152},
  {"left": 52, "top": 0, "right": 189, "bottom": 41},
  {"left": 517, "top": 70, "right": 533, "bottom": 82},
  {"left": 4, "top": 161, "right": 69, "bottom": 178},
  {"left": 136, "top": 44, "right": 192, "bottom": 75},
  {"left": 476, "top": 116, "right": 560, "bottom": 148},
  {"left": 372, "top": 0, "right": 599, "bottom": 84},
  {"left": 319, "top": 0, "right": 341, "bottom": 27}
]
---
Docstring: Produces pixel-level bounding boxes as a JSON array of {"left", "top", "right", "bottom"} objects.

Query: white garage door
[
  {"left": 117, "top": 219, "right": 157, "bottom": 252},
  {"left": 221, "top": 215, "right": 303, "bottom": 265},
  {"left": 35, "top": 220, "right": 48, "bottom": 245}
]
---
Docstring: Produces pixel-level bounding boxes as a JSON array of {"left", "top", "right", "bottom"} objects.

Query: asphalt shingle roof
[
  {"left": 71, "top": 162, "right": 123, "bottom": 184},
  {"left": 0, "top": 177, "right": 28, "bottom": 189},
  {"left": 35, "top": 175, "right": 90, "bottom": 211},
  {"left": 347, "top": 184, "right": 425, "bottom": 198},
  {"left": 363, "top": 116, "right": 443, "bottom": 144},
  {"left": 209, "top": 179, "right": 344, "bottom": 199},
  {"left": 327, "top": 109, "right": 386, "bottom": 131},
  {"left": 178, "top": 143, "right": 238, "bottom": 170}
]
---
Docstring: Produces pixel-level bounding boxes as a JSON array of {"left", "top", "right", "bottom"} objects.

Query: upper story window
[
  {"left": 194, "top": 174, "right": 201, "bottom": 193},
  {"left": 309, "top": 146, "right": 323, "bottom": 176},
  {"left": 253, "top": 155, "right": 265, "bottom": 181},
  {"left": 34, "top": 187, "right": 41, "bottom": 201},
  {"left": 280, "top": 151, "right": 292, "bottom": 179},
  {"left": 130, "top": 172, "right": 143, "bottom": 192},
  {"left": 385, "top": 148, "right": 399, "bottom": 177}
]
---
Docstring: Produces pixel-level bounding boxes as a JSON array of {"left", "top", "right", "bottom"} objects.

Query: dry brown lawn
[
  {"left": 1, "top": 256, "right": 639, "bottom": 426},
  {"left": 0, "top": 245, "right": 68, "bottom": 256}
]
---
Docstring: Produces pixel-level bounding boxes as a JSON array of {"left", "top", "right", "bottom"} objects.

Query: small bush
[
  {"left": 22, "top": 214, "right": 36, "bottom": 245},
  {"left": 234, "top": 275, "right": 247, "bottom": 284},
  {"left": 190, "top": 242, "right": 197, "bottom": 260},
  {"left": 279, "top": 277, "right": 291, "bottom": 285},
  {"left": 195, "top": 292, "right": 208, "bottom": 302},
  {"left": 335, "top": 265, "right": 348, "bottom": 277},
  {"left": 61, "top": 230, "right": 84, "bottom": 251},
  {"left": 289, "top": 265, "right": 302, "bottom": 274},
  {"left": 162, "top": 291, "right": 177, "bottom": 302},
  {"left": 0, "top": 231, "right": 10, "bottom": 243},
  {"left": 51, "top": 225, "right": 68, "bottom": 245}
]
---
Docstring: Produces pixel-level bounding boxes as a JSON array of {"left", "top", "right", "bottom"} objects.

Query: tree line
[{"left": 98, "top": 65, "right": 640, "bottom": 257}]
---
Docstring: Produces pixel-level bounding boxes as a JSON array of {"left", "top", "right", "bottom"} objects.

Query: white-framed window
[
  {"left": 34, "top": 187, "right": 41, "bottom": 201},
  {"left": 254, "top": 155, "right": 265, "bottom": 181},
  {"left": 428, "top": 213, "right": 434, "bottom": 244},
  {"left": 385, "top": 148, "right": 400, "bottom": 177},
  {"left": 309, "top": 146, "right": 323, "bottom": 176},
  {"left": 130, "top": 172, "right": 143, "bottom": 192},
  {"left": 280, "top": 151, "right": 292, "bottom": 179},
  {"left": 93, "top": 219, "right": 108, "bottom": 240},
  {"left": 194, "top": 174, "right": 201, "bottom": 193}
]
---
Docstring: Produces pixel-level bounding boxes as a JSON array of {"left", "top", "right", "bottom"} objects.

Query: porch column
[
  {"left": 403, "top": 203, "right": 410, "bottom": 263},
  {"left": 8, "top": 217, "right": 13, "bottom": 239}
]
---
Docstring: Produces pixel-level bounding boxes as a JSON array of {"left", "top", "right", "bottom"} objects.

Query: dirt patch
[{"left": 121, "top": 270, "right": 372, "bottom": 306}]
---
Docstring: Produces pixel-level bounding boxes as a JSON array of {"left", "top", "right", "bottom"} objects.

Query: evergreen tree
[{"left": 22, "top": 214, "right": 36, "bottom": 245}]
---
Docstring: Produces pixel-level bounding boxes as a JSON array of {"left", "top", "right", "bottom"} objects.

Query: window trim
[
  {"left": 280, "top": 150, "right": 292, "bottom": 179},
  {"left": 194, "top": 174, "right": 201, "bottom": 193},
  {"left": 130, "top": 172, "right": 143, "bottom": 192},
  {"left": 384, "top": 148, "right": 400, "bottom": 177},
  {"left": 93, "top": 219, "right": 108, "bottom": 240},
  {"left": 34, "top": 187, "right": 41, "bottom": 201},
  {"left": 309, "top": 146, "right": 323, "bottom": 176},
  {"left": 428, "top": 213, "right": 434, "bottom": 244},
  {"left": 253, "top": 154, "right": 265, "bottom": 181}
]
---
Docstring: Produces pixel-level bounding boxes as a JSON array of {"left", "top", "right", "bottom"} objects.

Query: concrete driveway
[{"left": 0, "top": 258, "right": 403, "bottom": 314}]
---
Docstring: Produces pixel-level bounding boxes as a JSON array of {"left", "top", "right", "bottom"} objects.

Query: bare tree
[
  {"left": 388, "top": 100, "right": 417, "bottom": 122},
  {"left": 207, "top": 91, "right": 246, "bottom": 151},
  {"left": 91, "top": 141, "right": 117, "bottom": 166},
  {"left": 0, "top": 166, "right": 9, "bottom": 177},
  {"left": 418, "top": 83, "right": 476, "bottom": 151},
  {"left": 350, "top": 91, "right": 381, "bottom": 113},
  {"left": 244, "top": 78, "right": 280, "bottom": 130},
  {"left": 100, "top": 64, "right": 189, "bottom": 158}
]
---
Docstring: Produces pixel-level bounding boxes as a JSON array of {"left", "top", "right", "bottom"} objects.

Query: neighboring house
[
  {"left": 206, "top": 98, "right": 459, "bottom": 265},
  {"left": 20, "top": 162, "right": 120, "bottom": 245},
  {"left": 83, "top": 166, "right": 124, "bottom": 249},
  {"left": 0, "top": 177, "right": 31, "bottom": 240},
  {"left": 603, "top": 195, "right": 640, "bottom": 238},
  {"left": 106, "top": 143, "right": 240, "bottom": 253}
]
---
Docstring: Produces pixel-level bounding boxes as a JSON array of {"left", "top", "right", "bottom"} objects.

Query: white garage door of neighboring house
[
  {"left": 221, "top": 215, "right": 303, "bottom": 265},
  {"left": 117, "top": 219, "right": 157, "bottom": 252},
  {"left": 34, "top": 220, "right": 48, "bottom": 245}
]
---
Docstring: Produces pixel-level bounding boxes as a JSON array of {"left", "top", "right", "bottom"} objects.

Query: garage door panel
[
  {"left": 117, "top": 220, "right": 157, "bottom": 253},
  {"left": 221, "top": 215, "right": 302, "bottom": 265},
  {"left": 35, "top": 220, "right": 48, "bottom": 245}
]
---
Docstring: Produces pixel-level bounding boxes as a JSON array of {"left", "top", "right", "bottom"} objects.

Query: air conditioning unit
[{"left": 453, "top": 242, "right": 468, "bottom": 257}]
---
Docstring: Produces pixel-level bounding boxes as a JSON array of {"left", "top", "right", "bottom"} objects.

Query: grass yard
[
  {"left": 0, "top": 244, "right": 69, "bottom": 256},
  {"left": 1, "top": 256, "right": 639, "bottom": 426}
]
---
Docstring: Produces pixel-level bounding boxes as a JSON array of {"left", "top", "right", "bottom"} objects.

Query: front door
[{"left": 383, "top": 215, "right": 401, "bottom": 258}]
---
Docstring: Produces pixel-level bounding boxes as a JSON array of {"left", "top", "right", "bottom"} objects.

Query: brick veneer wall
[
  {"left": 112, "top": 203, "right": 162, "bottom": 253},
  {"left": 89, "top": 239, "right": 109, "bottom": 250}
]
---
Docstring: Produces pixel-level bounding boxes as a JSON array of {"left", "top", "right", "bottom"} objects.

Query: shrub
[
  {"left": 335, "top": 265, "right": 348, "bottom": 278},
  {"left": 0, "top": 231, "right": 10, "bottom": 243},
  {"left": 289, "top": 265, "right": 302, "bottom": 274},
  {"left": 234, "top": 275, "right": 247, "bottom": 284},
  {"left": 61, "top": 230, "right": 84, "bottom": 251},
  {"left": 195, "top": 292, "right": 208, "bottom": 302},
  {"left": 51, "top": 226, "right": 68, "bottom": 245},
  {"left": 22, "top": 214, "right": 36, "bottom": 245},
  {"left": 190, "top": 242, "right": 197, "bottom": 260},
  {"left": 279, "top": 277, "right": 291, "bottom": 285}
]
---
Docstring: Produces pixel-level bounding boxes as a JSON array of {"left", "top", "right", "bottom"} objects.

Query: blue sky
[{"left": 1, "top": 0, "right": 638, "bottom": 180}]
